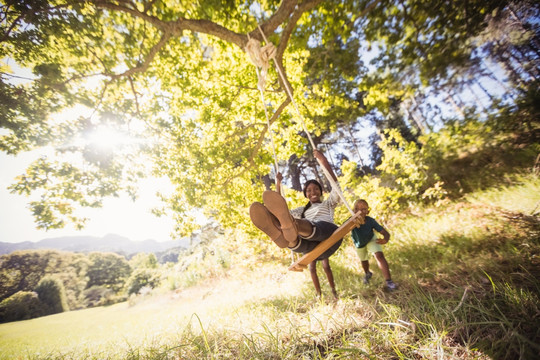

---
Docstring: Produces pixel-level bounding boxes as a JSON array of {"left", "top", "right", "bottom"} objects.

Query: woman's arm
[
  {"left": 275, "top": 172, "right": 283, "bottom": 194},
  {"left": 313, "top": 149, "right": 337, "bottom": 182}
]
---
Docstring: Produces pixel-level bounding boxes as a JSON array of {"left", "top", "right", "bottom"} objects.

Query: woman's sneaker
[
  {"left": 262, "top": 190, "right": 298, "bottom": 246},
  {"left": 363, "top": 271, "right": 373, "bottom": 284},
  {"left": 249, "top": 202, "right": 288, "bottom": 248}
]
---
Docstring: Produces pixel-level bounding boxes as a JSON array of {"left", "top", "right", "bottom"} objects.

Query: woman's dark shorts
[{"left": 290, "top": 220, "right": 342, "bottom": 260}]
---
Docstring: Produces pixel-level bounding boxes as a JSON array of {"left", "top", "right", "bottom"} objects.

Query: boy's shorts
[{"left": 355, "top": 233, "right": 383, "bottom": 261}]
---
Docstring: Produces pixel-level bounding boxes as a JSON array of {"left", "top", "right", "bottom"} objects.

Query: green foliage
[
  {"left": 360, "top": 0, "right": 509, "bottom": 97},
  {"left": 340, "top": 128, "right": 446, "bottom": 221},
  {"left": 377, "top": 128, "right": 432, "bottom": 199},
  {"left": 419, "top": 94, "right": 540, "bottom": 195},
  {"left": 82, "top": 286, "right": 116, "bottom": 308},
  {"left": 0, "top": 250, "right": 89, "bottom": 311},
  {"left": 35, "top": 276, "right": 69, "bottom": 315},
  {"left": 129, "top": 253, "right": 158, "bottom": 269},
  {"left": 124, "top": 268, "right": 162, "bottom": 295},
  {"left": 0, "top": 0, "right": 381, "bottom": 236},
  {"left": 0, "top": 251, "right": 51, "bottom": 301},
  {"left": 164, "top": 237, "right": 235, "bottom": 291},
  {"left": 0, "top": 291, "right": 43, "bottom": 323},
  {"left": 86, "top": 252, "right": 132, "bottom": 292},
  {"left": 340, "top": 165, "right": 403, "bottom": 222}
]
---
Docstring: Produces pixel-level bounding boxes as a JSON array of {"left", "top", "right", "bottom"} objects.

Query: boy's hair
[{"left": 353, "top": 199, "right": 369, "bottom": 208}]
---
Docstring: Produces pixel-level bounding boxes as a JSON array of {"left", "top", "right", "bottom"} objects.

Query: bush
[
  {"left": 0, "top": 291, "right": 43, "bottom": 323},
  {"left": 82, "top": 286, "right": 116, "bottom": 307},
  {"left": 35, "top": 276, "right": 69, "bottom": 315},
  {"left": 124, "top": 268, "right": 161, "bottom": 295}
]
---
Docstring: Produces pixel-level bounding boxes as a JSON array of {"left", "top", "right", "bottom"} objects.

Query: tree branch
[
  {"left": 221, "top": 97, "right": 291, "bottom": 187},
  {"left": 270, "top": 0, "right": 323, "bottom": 102},
  {"left": 248, "top": 0, "right": 299, "bottom": 41},
  {"left": 93, "top": 0, "right": 247, "bottom": 48},
  {"left": 351, "top": 0, "right": 384, "bottom": 25},
  {"left": 246, "top": 97, "right": 290, "bottom": 168},
  {"left": 107, "top": 32, "right": 172, "bottom": 79},
  {"left": 275, "top": 0, "right": 322, "bottom": 60},
  {"left": 128, "top": 76, "right": 141, "bottom": 117}
]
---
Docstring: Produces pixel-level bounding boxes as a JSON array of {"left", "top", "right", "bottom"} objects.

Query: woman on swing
[{"left": 250, "top": 149, "right": 343, "bottom": 299}]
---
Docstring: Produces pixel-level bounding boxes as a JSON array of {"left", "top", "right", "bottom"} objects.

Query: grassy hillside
[{"left": 1, "top": 175, "right": 538, "bottom": 359}]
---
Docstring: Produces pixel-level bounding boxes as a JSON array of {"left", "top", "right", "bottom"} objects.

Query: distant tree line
[
  {"left": 0, "top": 250, "right": 158, "bottom": 323},
  {"left": 0, "top": 223, "right": 226, "bottom": 323}
]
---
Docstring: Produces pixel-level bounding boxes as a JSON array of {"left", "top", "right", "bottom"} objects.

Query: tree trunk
[
  {"left": 262, "top": 174, "right": 273, "bottom": 191},
  {"left": 347, "top": 124, "right": 365, "bottom": 167},
  {"left": 287, "top": 155, "right": 302, "bottom": 192},
  {"left": 481, "top": 59, "right": 514, "bottom": 98},
  {"left": 410, "top": 96, "right": 432, "bottom": 132},
  {"left": 466, "top": 83, "right": 487, "bottom": 112},
  {"left": 445, "top": 92, "right": 466, "bottom": 119},
  {"left": 475, "top": 78, "right": 494, "bottom": 103}
]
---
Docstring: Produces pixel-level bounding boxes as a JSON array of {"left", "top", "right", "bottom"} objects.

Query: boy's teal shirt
[{"left": 351, "top": 216, "right": 385, "bottom": 248}]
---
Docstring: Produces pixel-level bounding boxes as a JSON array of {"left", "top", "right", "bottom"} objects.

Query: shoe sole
[
  {"left": 249, "top": 202, "right": 288, "bottom": 248},
  {"left": 262, "top": 190, "right": 298, "bottom": 244}
]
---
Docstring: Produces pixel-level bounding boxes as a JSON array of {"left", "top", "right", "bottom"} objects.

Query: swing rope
[
  {"left": 247, "top": 36, "right": 296, "bottom": 264},
  {"left": 258, "top": 72, "right": 281, "bottom": 181},
  {"left": 246, "top": 29, "right": 355, "bottom": 216}
]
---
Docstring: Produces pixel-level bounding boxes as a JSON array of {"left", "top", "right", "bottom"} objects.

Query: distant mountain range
[{"left": 0, "top": 233, "right": 191, "bottom": 256}]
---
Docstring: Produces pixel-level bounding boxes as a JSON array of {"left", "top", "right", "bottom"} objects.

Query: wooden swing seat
[{"left": 288, "top": 211, "right": 365, "bottom": 272}]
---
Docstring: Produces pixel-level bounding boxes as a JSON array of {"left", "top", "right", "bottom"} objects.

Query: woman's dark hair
[
  {"left": 302, "top": 179, "right": 322, "bottom": 197},
  {"left": 301, "top": 179, "right": 323, "bottom": 218}
]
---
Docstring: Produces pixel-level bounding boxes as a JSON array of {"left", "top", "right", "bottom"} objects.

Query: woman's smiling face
[{"left": 305, "top": 183, "right": 322, "bottom": 203}]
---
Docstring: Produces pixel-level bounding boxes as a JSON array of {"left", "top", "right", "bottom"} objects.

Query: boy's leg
[
  {"left": 361, "top": 260, "right": 370, "bottom": 273},
  {"left": 356, "top": 247, "right": 372, "bottom": 283},
  {"left": 373, "top": 251, "right": 391, "bottom": 280},
  {"left": 361, "top": 260, "right": 372, "bottom": 284}
]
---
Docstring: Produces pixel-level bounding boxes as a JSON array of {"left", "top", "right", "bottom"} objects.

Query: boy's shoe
[
  {"left": 249, "top": 202, "right": 288, "bottom": 248},
  {"left": 262, "top": 190, "right": 298, "bottom": 246},
  {"left": 386, "top": 280, "right": 398, "bottom": 291},
  {"left": 363, "top": 271, "right": 373, "bottom": 284}
]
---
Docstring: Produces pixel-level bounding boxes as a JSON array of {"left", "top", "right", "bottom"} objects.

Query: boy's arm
[{"left": 376, "top": 229, "right": 390, "bottom": 244}]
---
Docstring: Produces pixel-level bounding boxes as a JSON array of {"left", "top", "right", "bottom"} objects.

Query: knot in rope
[{"left": 245, "top": 38, "right": 277, "bottom": 90}]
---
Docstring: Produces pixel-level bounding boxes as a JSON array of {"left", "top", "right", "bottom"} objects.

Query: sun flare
[{"left": 85, "top": 126, "right": 130, "bottom": 150}]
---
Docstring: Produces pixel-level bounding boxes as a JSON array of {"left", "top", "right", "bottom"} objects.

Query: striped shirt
[{"left": 290, "top": 186, "right": 341, "bottom": 223}]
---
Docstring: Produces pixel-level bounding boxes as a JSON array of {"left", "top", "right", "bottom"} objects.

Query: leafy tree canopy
[
  {"left": 0, "top": 0, "right": 529, "bottom": 239},
  {"left": 0, "top": 0, "right": 370, "bottom": 235}
]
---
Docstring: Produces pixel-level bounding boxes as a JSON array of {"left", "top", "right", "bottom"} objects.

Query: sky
[
  {"left": 0, "top": 60, "right": 181, "bottom": 244},
  {"left": 0, "top": 150, "right": 177, "bottom": 244}
]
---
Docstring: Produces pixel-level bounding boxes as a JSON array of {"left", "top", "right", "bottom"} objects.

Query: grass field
[{"left": 1, "top": 175, "right": 539, "bottom": 359}]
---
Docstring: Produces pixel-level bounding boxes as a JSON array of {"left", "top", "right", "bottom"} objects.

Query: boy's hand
[{"left": 376, "top": 238, "right": 388, "bottom": 245}]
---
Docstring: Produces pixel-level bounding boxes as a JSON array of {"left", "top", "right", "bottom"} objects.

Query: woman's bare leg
[
  {"left": 322, "top": 258, "right": 338, "bottom": 299},
  {"left": 309, "top": 261, "right": 322, "bottom": 298}
]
